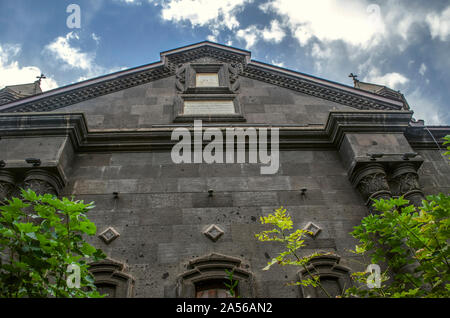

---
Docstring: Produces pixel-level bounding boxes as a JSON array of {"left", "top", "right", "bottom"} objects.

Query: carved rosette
[
  {"left": 352, "top": 163, "right": 392, "bottom": 214},
  {"left": 23, "top": 169, "right": 64, "bottom": 197},
  {"left": 390, "top": 163, "right": 424, "bottom": 206},
  {"left": 0, "top": 170, "right": 16, "bottom": 204}
]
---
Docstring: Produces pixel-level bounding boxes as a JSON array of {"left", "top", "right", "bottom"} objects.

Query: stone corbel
[
  {"left": 350, "top": 163, "right": 392, "bottom": 214},
  {"left": 175, "top": 64, "right": 187, "bottom": 93},
  {"left": 227, "top": 63, "right": 241, "bottom": 93},
  {"left": 23, "top": 169, "right": 65, "bottom": 196},
  {"left": 389, "top": 163, "right": 424, "bottom": 206},
  {"left": 0, "top": 170, "right": 16, "bottom": 203}
]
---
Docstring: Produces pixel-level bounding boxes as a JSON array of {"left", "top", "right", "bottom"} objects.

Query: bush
[
  {"left": 346, "top": 195, "right": 450, "bottom": 298},
  {"left": 0, "top": 189, "right": 105, "bottom": 297}
]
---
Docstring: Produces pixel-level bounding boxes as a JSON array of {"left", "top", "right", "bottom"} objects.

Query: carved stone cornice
[
  {"left": 0, "top": 113, "right": 88, "bottom": 152},
  {"left": 0, "top": 66, "right": 173, "bottom": 113},
  {"left": 0, "top": 111, "right": 416, "bottom": 152},
  {"left": 242, "top": 64, "right": 403, "bottom": 111},
  {"left": 326, "top": 110, "right": 413, "bottom": 151},
  {"left": 405, "top": 125, "right": 450, "bottom": 149}
]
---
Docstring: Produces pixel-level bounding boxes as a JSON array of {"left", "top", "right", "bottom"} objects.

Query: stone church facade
[{"left": 0, "top": 42, "right": 449, "bottom": 297}]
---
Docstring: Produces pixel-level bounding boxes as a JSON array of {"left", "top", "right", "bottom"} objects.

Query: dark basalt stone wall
[
  {"left": 1, "top": 72, "right": 449, "bottom": 298},
  {"left": 58, "top": 76, "right": 354, "bottom": 129},
  {"left": 65, "top": 149, "right": 367, "bottom": 297}
]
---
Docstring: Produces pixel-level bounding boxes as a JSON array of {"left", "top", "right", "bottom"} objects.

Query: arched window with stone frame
[
  {"left": 89, "top": 259, "right": 135, "bottom": 298},
  {"left": 297, "top": 254, "right": 352, "bottom": 298},
  {"left": 176, "top": 253, "right": 255, "bottom": 298}
]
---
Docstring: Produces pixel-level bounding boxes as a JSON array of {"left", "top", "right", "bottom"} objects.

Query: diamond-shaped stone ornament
[
  {"left": 303, "top": 222, "right": 321, "bottom": 237},
  {"left": 203, "top": 224, "right": 224, "bottom": 242},
  {"left": 99, "top": 227, "right": 120, "bottom": 244}
]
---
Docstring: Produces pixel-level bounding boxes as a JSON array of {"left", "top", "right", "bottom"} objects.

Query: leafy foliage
[
  {"left": 444, "top": 135, "right": 450, "bottom": 161},
  {"left": 345, "top": 195, "right": 450, "bottom": 298},
  {"left": 0, "top": 189, "right": 106, "bottom": 297},
  {"left": 224, "top": 269, "right": 239, "bottom": 298},
  {"left": 255, "top": 207, "right": 333, "bottom": 297}
]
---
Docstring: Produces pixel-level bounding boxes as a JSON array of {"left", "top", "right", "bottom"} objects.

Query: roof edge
[{"left": 160, "top": 40, "right": 251, "bottom": 57}]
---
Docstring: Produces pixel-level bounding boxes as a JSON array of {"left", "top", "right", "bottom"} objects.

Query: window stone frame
[
  {"left": 176, "top": 253, "right": 255, "bottom": 298},
  {"left": 297, "top": 254, "right": 352, "bottom": 298},
  {"left": 89, "top": 258, "right": 135, "bottom": 298},
  {"left": 173, "top": 62, "right": 245, "bottom": 123}
]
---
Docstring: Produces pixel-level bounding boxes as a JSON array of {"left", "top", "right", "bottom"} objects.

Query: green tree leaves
[
  {"left": 443, "top": 135, "right": 450, "bottom": 160},
  {"left": 347, "top": 194, "right": 450, "bottom": 298},
  {"left": 255, "top": 196, "right": 450, "bottom": 298},
  {"left": 0, "top": 189, "right": 106, "bottom": 298},
  {"left": 255, "top": 207, "right": 331, "bottom": 296}
]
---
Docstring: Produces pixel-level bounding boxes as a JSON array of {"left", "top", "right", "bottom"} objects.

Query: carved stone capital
[
  {"left": 390, "top": 163, "right": 424, "bottom": 206},
  {"left": 23, "top": 169, "right": 64, "bottom": 196},
  {"left": 351, "top": 163, "right": 392, "bottom": 213},
  {"left": 0, "top": 170, "right": 16, "bottom": 203}
]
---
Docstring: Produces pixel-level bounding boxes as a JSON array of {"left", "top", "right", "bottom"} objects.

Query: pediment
[
  {"left": 162, "top": 42, "right": 249, "bottom": 67},
  {"left": 0, "top": 41, "right": 406, "bottom": 113}
]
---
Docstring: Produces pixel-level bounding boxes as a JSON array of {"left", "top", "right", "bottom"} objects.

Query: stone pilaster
[
  {"left": 389, "top": 163, "right": 424, "bottom": 206},
  {"left": 23, "top": 169, "right": 64, "bottom": 196},
  {"left": 351, "top": 163, "right": 392, "bottom": 214}
]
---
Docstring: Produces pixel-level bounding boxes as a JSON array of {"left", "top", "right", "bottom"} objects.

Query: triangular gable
[{"left": 0, "top": 41, "right": 405, "bottom": 113}]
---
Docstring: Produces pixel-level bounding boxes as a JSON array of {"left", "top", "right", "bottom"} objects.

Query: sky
[{"left": 0, "top": 0, "right": 449, "bottom": 124}]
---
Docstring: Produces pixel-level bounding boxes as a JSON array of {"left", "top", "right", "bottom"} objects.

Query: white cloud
[
  {"left": 91, "top": 33, "right": 101, "bottom": 44},
  {"left": 45, "top": 32, "right": 95, "bottom": 71},
  {"left": 261, "top": 0, "right": 386, "bottom": 48},
  {"left": 271, "top": 60, "right": 285, "bottom": 67},
  {"left": 161, "top": 0, "right": 251, "bottom": 30},
  {"left": 311, "top": 43, "right": 332, "bottom": 59},
  {"left": 116, "top": 0, "right": 142, "bottom": 4},
  {"left": 0, "top": 44, "right": 58, "bottom": 92},
  {"left": 207, "top": 35, "right": 217, "bottom": 42},
  {"left": 236, "top": 25, "right": 259, "bottom": 49},
  {"left": 262, "top": 20, "right": 285, "bottom": 43},
  {"left": 236, "top": 19, "right": 285, "bottom": 49},
  {"left": 259, "top": 1, "right": 448, "bottom": 49},
  {"left": 419, "top": 63, "right": 427, "bottom": 76},
  {"left": 426, "top": 6, "right": 450, "bottom": 41},
  {"left": 44, "top": 32, "right": 123, "bottom": 81},
  {"left": 293, "top": 26, "right": 313, "bottom": 46},
  {"left": 207, "top": 28, "right": 220, "bottom": 42},
  {"left": 363, "top": 68, "right": 409, "bottom": 90},
  {"left": 393, "top": 12, "right": 421, "bottom": 40},
  {"left": 407, "top": 89, "right": 444, "bottom": 125}
]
